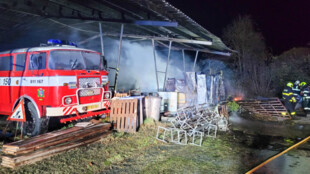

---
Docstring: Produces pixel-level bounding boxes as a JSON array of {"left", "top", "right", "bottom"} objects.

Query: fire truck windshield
[{"left": 49, "top": 50, "right": 103, "bottom": 70}]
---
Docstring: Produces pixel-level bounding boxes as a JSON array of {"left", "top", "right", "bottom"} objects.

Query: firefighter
[
  {"left": 300, "top": 82, "right": 310, "bottom": 114},
  {"left": 292, "top": 80, "right": 301, "bottom": 102},
  {"left": 282, "top": 82, "right": 297, "bottom": 116}
]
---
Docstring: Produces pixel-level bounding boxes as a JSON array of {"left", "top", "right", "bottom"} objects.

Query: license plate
[
  {"left": 87, "top": 90, "right": 94, "bottom": 95},
  {"left": 87, "top": 104, "right": 99, "bottom": 110}
]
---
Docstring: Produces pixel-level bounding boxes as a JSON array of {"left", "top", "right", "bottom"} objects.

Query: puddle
[
  {"left": 229, "top": 113, "right": 310, "bottom": 174},
  {"left": 253, "top": 150, "right": 310, "bottom": 174},
  {"left": 229, "top": 113, "right": 310, "bottom": 138}
]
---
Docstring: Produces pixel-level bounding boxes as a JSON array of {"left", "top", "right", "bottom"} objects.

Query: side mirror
[{"left": 102, "top": 56, "right": 107, "bottom": 70}]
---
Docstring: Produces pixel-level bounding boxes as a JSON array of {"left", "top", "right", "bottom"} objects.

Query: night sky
[{"left": 168, "top": 0, "right": 310, "bottom": 55}]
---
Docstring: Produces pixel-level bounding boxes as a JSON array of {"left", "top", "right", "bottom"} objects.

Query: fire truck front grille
[
  {"left": 78, "top": 77, "right": 100, "bottom": 88},
  {"left": 78, "top": 88, "right": 101, "bottom": 97}
]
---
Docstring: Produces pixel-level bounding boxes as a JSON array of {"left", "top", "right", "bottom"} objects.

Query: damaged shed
[{"left": 0, "top": 0, "right": 231, "bottom": 111}]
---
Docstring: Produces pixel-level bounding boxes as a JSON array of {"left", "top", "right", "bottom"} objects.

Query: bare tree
[
  {"left": 222, "top": 16, "right": 272, "bottom": 97},
  {"left": 271, "top": 47, "right": 310, "bottom": 96}
]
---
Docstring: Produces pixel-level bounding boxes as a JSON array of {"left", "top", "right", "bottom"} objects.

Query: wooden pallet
[
  {"left": 114, "top": 93, "right": 129, "bottom": 97},
  {"left": 237, "top": 98, "right": 291, "bottom": 119},
  {"left": 1, "top": 123, "right": 112, "bottom": 168},
  {"left": 110, "top": 99, "right": 138, "bottom": 133}
]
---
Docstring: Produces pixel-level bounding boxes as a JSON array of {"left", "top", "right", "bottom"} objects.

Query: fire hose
[{"left": 246, "top": 135, "right": 310, "bottom": 174}]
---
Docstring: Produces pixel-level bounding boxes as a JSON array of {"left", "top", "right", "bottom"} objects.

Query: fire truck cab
[{"left": 0, "top": 40, "right": 111, "bottom": 136}]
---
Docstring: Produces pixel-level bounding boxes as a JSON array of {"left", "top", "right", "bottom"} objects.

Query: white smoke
[
  {"left": 0, "top": 20, "right": 237, "bottom": 95},
  {"left": 199, "top": 58, "right": 245, "bottom": 98},
  {"left": 103, "top": 38, "right": 194, "bottom": 92}
]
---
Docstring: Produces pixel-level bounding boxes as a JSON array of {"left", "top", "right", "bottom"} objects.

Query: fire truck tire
[{"left": 23, "top": 101, "right": 49, "bottom": 136}]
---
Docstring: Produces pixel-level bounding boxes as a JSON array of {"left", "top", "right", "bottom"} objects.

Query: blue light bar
[
  {"left": 47, "top": 39, "right": 77, "bottom": 47},
  {"left": 47, "top": 39, "right": 61, "bottom": 45}
]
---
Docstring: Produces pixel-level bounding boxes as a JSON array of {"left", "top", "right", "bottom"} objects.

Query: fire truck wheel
[
  {"left": 23, "top": 101, "right": 49, "bottom": 136},
  {"left": 40, "top": 117, "right": 50, "bottom": 134}
]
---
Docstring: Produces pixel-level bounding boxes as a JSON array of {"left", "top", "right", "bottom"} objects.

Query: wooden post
[
  {"left": 192, "top": 50, "right": 199, "bottom": 71},
  {"left": 20, "top": 122, "right": 23, "bottom": 140},
  {"left": 14, "top": 123, "right": 18, "bottom": 141},
  {"left": 163, "top": 41, "right": 172, "bottom": 91},
  {"left": 114, "top": 24, "right": 124, "bottom": 93},
  {"left": 140, "top": 98, "right": 143, "bottom": 126},
  {"left": 152, "top": 39, "right": 159, "bottom": 92},
  {"left": 182, "top": 49, "right": 186, "bottom": 79}
]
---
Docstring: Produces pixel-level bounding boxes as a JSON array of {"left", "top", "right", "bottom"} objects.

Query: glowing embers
[{"left": 234, "top": 96, "right": 243, "bottom": 101}]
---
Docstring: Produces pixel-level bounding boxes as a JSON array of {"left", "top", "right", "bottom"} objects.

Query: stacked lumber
[
  {"left": 1, "top": 122, "right": 112, "bottom": 168},
  {"left": 237, "top": 97, "right": 291, "bottom": 119}
]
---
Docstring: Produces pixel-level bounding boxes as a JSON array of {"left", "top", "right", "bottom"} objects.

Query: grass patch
[
  {"left": 106, "top": 154, "right": 124, "bottom": 163},
  {"left": 143, "top": 118, "right": 156, "bottom": 125},
  {"left": 0, "top": 123, "right": 251, "bottom": 174},
  {"left": 60, "top": 123, "right": 74, "bottom": 130}
]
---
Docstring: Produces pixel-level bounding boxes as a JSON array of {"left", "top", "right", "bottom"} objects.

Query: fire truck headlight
[
  {"left": 64, "top": 97, "right": 72, "bottom": 105},
  {"left": 104, "top": 92, "right": 111, "bottom": 99}
]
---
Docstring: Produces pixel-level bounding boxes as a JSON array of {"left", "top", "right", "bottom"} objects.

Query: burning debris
[{"left": 233, "top": 96, "right": 243, "bottom": 102}]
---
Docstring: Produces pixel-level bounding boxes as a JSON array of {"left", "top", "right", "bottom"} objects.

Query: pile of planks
[
  {"left": 237, "top": 97, "right": 291, "bottom": 119},
  {"left": 1, "top": 122, "right": 112, "bottom": 168}
]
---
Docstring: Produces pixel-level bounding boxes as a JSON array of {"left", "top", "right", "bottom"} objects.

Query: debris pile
[
  {"left": 237, "top": 97, "right": 291, "bottom": 121},
  {"left": 156, "top": 104, "right": 228, "bottom": 146}
]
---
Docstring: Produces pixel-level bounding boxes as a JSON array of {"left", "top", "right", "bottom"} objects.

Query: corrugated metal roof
[{"left": 0, "top": 0, "right": 231, "bottom": 55}]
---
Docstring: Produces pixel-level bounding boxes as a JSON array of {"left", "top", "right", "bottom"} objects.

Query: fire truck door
[
  {"left": 28, "top": 52, "right": 49, "bottom": 103},
  {"left": 29, "top": 52, "right": 47, "bottom": 76},
  {"left": 0, "top": 55, "right": 13, "bottom": 108},
  {"left": 10, "top": 53, "right": 27, "bottom": 104}
]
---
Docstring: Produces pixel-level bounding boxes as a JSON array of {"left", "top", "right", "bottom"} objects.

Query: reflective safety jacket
[
  {"left": 282, "top": 86, "right": 296, "bottom": 102},
  {"left": 301, "top": 86, "right": 310, "bottom": 97},
  {"left": 292, "top": 84, "right": 301, "bottom": 96}
]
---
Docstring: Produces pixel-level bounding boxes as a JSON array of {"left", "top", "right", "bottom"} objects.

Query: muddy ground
[{"left": 0, "top": 119, "right": 310, "bottom": 174}]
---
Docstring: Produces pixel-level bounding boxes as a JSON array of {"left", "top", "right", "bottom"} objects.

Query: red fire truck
[{"left": 0, "top": 40, "right": 111, "bottom": 136}]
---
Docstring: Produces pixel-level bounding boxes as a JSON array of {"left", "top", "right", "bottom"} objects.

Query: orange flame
[{"left": 233, "top": 97, "right": 243, "bottom": 101}]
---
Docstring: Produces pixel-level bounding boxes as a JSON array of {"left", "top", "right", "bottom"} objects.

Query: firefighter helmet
[
  {"left": 294, "top": 80, "right": 300, "bottom": 85},
  {"left": 287, "top": 82, "right": 293, "bottom": 88},
  {"left": 300, "top": 81, "right": 307, "bottom": 87}
]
